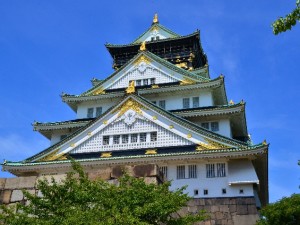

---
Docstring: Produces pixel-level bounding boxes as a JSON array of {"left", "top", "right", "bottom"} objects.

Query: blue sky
[{"left": 0, "top": 1, "right": 299, "bottom": 203}]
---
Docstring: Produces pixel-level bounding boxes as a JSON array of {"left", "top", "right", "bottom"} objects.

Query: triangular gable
[
  {"left": 132, "top": 23, "right": 180, "bottom": 44},
  {"left": 83, "top": 51, "right": 208, "bottom": 96},
  {"left": 31, "top": 95, "right": 247, "bottom": 162}
]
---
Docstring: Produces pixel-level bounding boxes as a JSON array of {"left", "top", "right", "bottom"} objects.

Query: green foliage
[
  {"left": 0, "top": 161, "right": 207, "bottom": 225},
  {"left": 272, "top": 0, "right": 300, "bottom": 35},
  {"left": 256, "top": 194, "right": 300, "bottom": 225}
]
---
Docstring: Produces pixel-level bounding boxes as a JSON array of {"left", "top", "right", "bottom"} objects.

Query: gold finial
[
  {"left": 262, "top": 140, "right": 267, "bottom": 145},
  {"left": 153, "top": 13, "right": 158, "bottom": 24},
  {"left": 140, "top": 41, "right": 146, "bottom": 51},
  {"left": 229, "top": 100, "right": 234, "bottom": 105},
  {"left": 240, "top": 99, "right": 245, "bottom": 104},
  {"left": 126, "top": 80, "right": 135, "bottom": 94}
]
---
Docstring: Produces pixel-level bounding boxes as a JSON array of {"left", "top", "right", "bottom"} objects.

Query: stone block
[
  {"left": 188, "top": 206, "right": 198, "bottom": 213},
  {"left": 133, "top": 164, "right": 158, "bottom": 177},
  {"left": 88, "top": 168, "right": 112, "bottom": 180},
  {"left": 247, "top": 205, "right": 258, "bottom": 214},
  {"left": 0, "top": 178, "right": 6, "bottom": 189},
  {"left": 143, "top": 177, "right": 158, "bottom": 184},
  {"left": 111, "top": 165, "right": 134, "bottom": 178},
  {"left": 1, "top": 190, "right": 12, "bottom": 204},
  {"left": 211, "top": 205, "right": 219, "bottom": 212},
  {"left": 219, "top": 205, "right": 229, "bottom": 213},
  {"left": 37, "top": 174, "right": 66, "bottom": 185},
  {"left": 229, "top": 205, "right": 237, "bottom": 213},
  {"left": 11, "top": 190, "right": 23, "bottom": 202},
  {"left": 215, "top": 211, "right": 223, "bottom": 220},
  {"left": 5, "top": 176, "right": 37, "bottom": 189},
  {"left": 232, "top": 214, "right": 259, "bottom": 225},
  {"left": 236, "top": 205, "right": 248, "bottom": 215},
  {"left": 245, "top": 197, "right": 255, "bottom": 205},
  {"left": 107, "top": 179, "right": 119, "bottom": 186}
]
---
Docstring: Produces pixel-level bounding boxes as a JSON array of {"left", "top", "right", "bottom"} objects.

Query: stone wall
[{"left": 0, "top": 164, "right": 259, "bottom": 225}]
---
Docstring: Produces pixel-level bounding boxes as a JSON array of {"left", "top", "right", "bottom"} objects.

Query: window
[
  {"left": 160, "top": 166, "right": 168, "bottom": 179},
  {"left": 140, "top": 133, "right": 147, "bottom": 142},
  {"left": 136, "top": 80, "right": 141, "bottom": 86},
  {"left": 194, "top": 190, "right": 199, "bottom": 196},
  {"left": 206, "top": 164, "right": 215, "bottom": 178},
  {"left": 222, "top": 188, "right": 227, "bottom": 194},
  {"left": 150, "top": 78, "right": 155, "bottom": 85},
  {"left": 159, "top": 100, "right": 166, "bottom": 109},
  {"left": 177, "top": 165, "right": 185, "bottom": 179},
  {"left": 151, "top": 37, "right": 155, "bottom": 41},
  {"left": 122, "top": 135, "right": 129, "bottom": 144},
  {"left": 143, "top": 79, "right": 148, "bottom": 85},
  {"left": 103, "top": 136, "right": 110, "bottom": 145},
  {"left": 201, "top": 123, "right": 209, "bottom": 130},
  {"left": 239, "top": 189, "right": 244, "bottom": 194},
  {"left": 156, "top": 36, "right": 160, "bottom": 40},
  {"left": 188, "top": 165, "right": 197, "bottom": 178},
  {"left": 87, "top": 108, "right": 94, "bottom": 118},
  {"left": 183, "top": 98, "right": 190, "bottom": 109},
  {"left": 192, "top": 97, "right": 199, "bottom": 108},
  {"left": 60, "top": 135, "right": 67, "bottom": 140},
  {"left": 217, "top": 163, "right": 226, "bottom": 177},
  {"left": 211, "top": 122, "right": 219, "bottom": 131},
  {"left": 96, "top": 107, "right": 102, "bottom": 117},
  {"left": 131, "top": 134, "right": 138, "bottom": 143},
  {"left": 150, "top": 132, "right": 157, "bottom": 142},
  {"left": 204, "top": 189, "right": 208, "bottom": 195},
  {"left": 113, "top": 135, "right": 120, "bottom": 144}
]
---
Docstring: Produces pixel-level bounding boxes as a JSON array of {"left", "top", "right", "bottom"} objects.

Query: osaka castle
[{"left": 2, "top": 14, "right": 268, "bottom": 209}]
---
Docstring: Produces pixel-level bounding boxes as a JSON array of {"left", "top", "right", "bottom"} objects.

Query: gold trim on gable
[
  {"left": 101, "top": 152, "right": 112, "bottom": 158},
  {"left": 145, "top": 149, "right": 157, "bottom": 155},
  {"left": 113, "top": 99, "right": 144, "bottom": 117},
  {"left": 133, "top": 55, "right": 151, "bottom": 65},
  {"left": 180, "top": 78, "right": 197, "bottom": 85}
]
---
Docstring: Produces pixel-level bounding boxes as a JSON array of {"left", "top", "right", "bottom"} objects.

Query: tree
[
  {"left": 256, "top": 194, "right": 300, "bottom": 225},
  {"left": 272, "top": 0, "right": 300, "bottom": 35},
  {"left": 0, "top": 161, "right": 207, "bottom": 225}
]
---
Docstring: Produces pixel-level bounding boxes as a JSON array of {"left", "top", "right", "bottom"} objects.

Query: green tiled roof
[
  {"left": 2, "top": 143, "right": 268, "bottom": 167},
  {"left": 106, "top": 31, "right": 197, "bottom": 48}
]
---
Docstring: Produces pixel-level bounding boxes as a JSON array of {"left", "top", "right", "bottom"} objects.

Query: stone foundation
[{"left": 0, "top": 164, "right": 259, "bottom": 225}]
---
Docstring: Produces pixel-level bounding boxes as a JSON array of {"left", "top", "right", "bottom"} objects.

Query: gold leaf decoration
[
  {"left": 145, "top": 149, "right": 157, "bottom": 155},
  {"left": 180, "top": 78, "right": 197, "bottom": 85},
  {"left": 113, "top": 99, "right": 144, "bottom": 117},
  {"left": 133, "top": 55, "right": 151, "bottom": 65},
  {"left": 101, "top": 152, "right": 112, "bottom": 158}
]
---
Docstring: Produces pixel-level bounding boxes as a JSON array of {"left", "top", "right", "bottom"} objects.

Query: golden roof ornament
[
  {"left": 126, "top": 80, "right": 135, "bottom": 94},
  {"left": 229, "top": 100, "right": 234, "bottom": 105},
  {"left": 140, "top": 41, "right": 146, "bottom": 51},
  {"left": 153, "top": 13, "right": 158, "bottom": 24}
]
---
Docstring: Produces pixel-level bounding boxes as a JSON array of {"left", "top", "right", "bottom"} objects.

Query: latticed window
[
  {"left": 143, "top": 79, "right": 148, "bottom": 85},
  {"left": 87, "top": 108, "right": 94, "bottom": 118},
  {"left": 150, "top": 78, "right": 155, "bottom": 85},
  {"left": 183, "top": 98, "right": 190, "bottom": 109},
  {"left": 206, "top": 164, "right": 215, "bottom": 178},
  {"left": 177, "top": 165, "right": 185, "bottom": 179},
  {"left": 188, "top": 165, "right": 197, "bottom": 178},
  {"left": 96, "top": 107, "right": 102, "bottom": 117},
  {"left": 159, "top": 100, "right": 166, "bottom": 109},
  {"left": 192, "top": 97, "right": 199, "bottom": 108},
  {"left": 160, "top": 166, "right": 168, "bottom": 179},
  {"left": 136, "top": 80, "right": 141, "bottom": 86},
  {"left": 201, "top": 123, "right": 209, "bottom": 130},
  {"left": 122, "top": 135, "right": 129, "bottom": 144},
  {"left": 103, "top": 136, "right": 109, "bottom": 145},
  {"left": 113, "top": 135, "right": 120, "bottom": 144},
  {"left": 140, "top": 133, "right": 147, "bottom": 142},
  {"left": 217, "top": 163, "right": 226, "bottom": 177},
  {"left": 211, "top": 122, "right": 219, "bottom": 131},
  {"left": 131, "top": 134, "right": 138, "bottom": 143},
  {"left": 150, "top": 132, "right": 157, "bottom": 142}
]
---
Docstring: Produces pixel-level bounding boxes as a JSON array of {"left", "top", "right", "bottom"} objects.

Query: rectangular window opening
[
  {"left": 192, "top": 97, "right": 199, "bottom": 108},
  {"left": 131, "top": 134, "right": 138, "bottom": 143},
  {"left": 159, "top": 100, "right": 166, "bottom": 109},
  {"left": 194, "top": 189, "right": 199, "bottom": 196},
  {"left": 87, "top": 108, "right": 94, "bottom": 118},
  {"left": 96, "top": 107, "right": 102, "bottom": 117},
  {"left": 103, "top": 136, "right": 110, "bottom": 145},
  {"left": 206, "top": 164, "right": 215, "bottom": 178},
  {"left": 140, "top": 133, "right": 147, "bottom": 142},
  {"left": 160, "top": 166, "right": 168, "bottom": 179},
  {"left": 211, "top": 122, "right": 219, "bottom": 131},
  {"left": 183, "top": 98, "right": 190, "bottom": 109},
  {"left": 113, "top": 135, "right": 120, "bottom": 144},
  {"left": 188, "top": 165, "right": 197, "bottom": 178},
  {"left": 222, "top": 188, "right": 227, "bottom": 194},
  {"left": 177, "top": 165, "right": 185, "bottom": 179},
  {"left": 201, "top": 123, "right": 209, "bottom": 130},
  {"left": 217, "top": 163, "right": 226, "bottom": 177},
  {"left": 204, "top": 189, "right": 208, "bottom": 195},
  {"left": 122, "top": 135, "right": 129, "bottom": 144},
  {"left": 150, "top": 132, "right": 157, "bottom": 142}
]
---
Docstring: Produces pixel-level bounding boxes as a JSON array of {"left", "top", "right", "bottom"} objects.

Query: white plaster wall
[
  {"left": 138, "top": 29, "right": 174, "bottom": 42},
  {"left": 164, "top": 162, "right": 254, "bottom": 198},
  {"left": 148, "top": 90, "right": 213, "bottom": 110},
  {"left": 194, "top": 119, "right": 232, "bottom": 138},
  {"left": 76, "top": 98, "right": 119, "bottom": 119}
]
